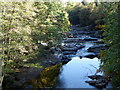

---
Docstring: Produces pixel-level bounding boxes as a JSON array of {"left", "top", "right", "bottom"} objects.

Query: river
[{"left": 25, "top": 26, "right": 112, "bottom": 89}]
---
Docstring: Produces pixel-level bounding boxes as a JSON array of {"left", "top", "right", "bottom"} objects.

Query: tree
[{"left": 101, "top": 2, "right": 120, "bottom": 87}]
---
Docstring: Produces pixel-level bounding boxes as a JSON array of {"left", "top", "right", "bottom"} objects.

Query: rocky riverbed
[
  {"left": 51, "top": 25, "right": 107, "bottom": 63},
  {"left": 49, "top": 25, "right": 111, "bottom": 88}
]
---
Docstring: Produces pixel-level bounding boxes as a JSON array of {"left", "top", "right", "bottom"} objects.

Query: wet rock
[
  {"left": 61, "top": 56, "right": 71, "bottom": 64},
  {"left": 76, "top": 31, "right": 87, "bottom": 34},
  {"left": 85, "top": 80, "right": 108, "bottom": 88},
  {"left": 13, "top": 81, "right": 22, "bottom": 87},
  {"left": 49, "top": 47, "right": 62, "bottom": 54},
  {"left": 62, "top": 32, "right": 74, "bottom": 38},
  {"left": 88, "top": 75, "right": 103, "bottom": 80},
  {"left": 75, "top": 24, "right": 81, "bottom": 27},
  {"left": 85, "top": 81, "right": 96, "bottom": 85},
  {"left": 79, "top": 56, "right": 82, "bottom": 59},
  {"left": 84, "top": 54, "right": 98, "bottom": 59},
  {"left": 94, "top": 30, "right": 103, "bottom": 36},
  {"left": 63, "top": 43, "right": 76, "bottom": 48},
  {"left": 75, "top": 44, "right": 85, "bottom": 49},
  {"left": 63, "top": 40, "right": 77, "bottom": 43},
  {"left": 86, "top": 75, "right": 110, "bottom": 88},
  {"left": 63, "top": 38, "right": 81, "bottom": 43},
  {"left": 89, "top": 30, "right": 104, "bottom": 38},
  {"left": 51, "top": 61, "right": 60, "bottom": 65},
  {"left": 83, "top": 38, "right": 98, "bottom": 41},
  {"left": 61, "top": 55, "right": 71, "bottom": 61},
  {"left": 76, "top": 25, "right": 93, "bottom": 31},
  {"left": 95, "top": 41, "right": 104, "bottom": 44},
  {"left": 49, "top": 47, "right": 56, "bottom": 54},
  {"left": 61, "top": 47, "right": 78, "bottom": 52},
  {"left": 62, "top": 51, "right": 76, "bottom": 55},
  {"left": 61, "top": 60, "right": 69, "bottom": 65},
  {"left": 95, "top": 83, "right": 107, "bottom": 88},
  {"left": 87, "top": 45, "right": 107, "bottom": 53},
  {"left": 68, "top": 34, "right": 74, "bottom": 38}
]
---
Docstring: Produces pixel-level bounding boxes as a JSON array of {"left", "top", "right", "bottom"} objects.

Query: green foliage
[
  {"left": 101, "top": 2, "right": 120, "bottom": 87},
  {"left": 66, "top": 2, "right": 106, "bottom": 26},
  {"left": 0, "top": 2, "right": 37, "bottom": 74},
  {"left": 32, "top": 2, "right": 70, "bottom": 44},
  {"left": 0, "top": 2, "right": 70, "bottom": 74}
]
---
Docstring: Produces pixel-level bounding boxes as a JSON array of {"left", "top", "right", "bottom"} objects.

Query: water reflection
[
  {"left": 26, "top": 63, "right": 62, "bottom": 88},
  {"left": 57, "top": 57, "right": 102, "bottom": 88}
]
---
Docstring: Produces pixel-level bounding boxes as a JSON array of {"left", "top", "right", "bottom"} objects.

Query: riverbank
[{"left": 2, "top": 53, "right": 61, "bottom": 89}]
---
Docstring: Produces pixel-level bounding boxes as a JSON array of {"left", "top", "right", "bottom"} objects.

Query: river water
[{"left": 56, "top": 41, "right": 102, "bottom": 88}]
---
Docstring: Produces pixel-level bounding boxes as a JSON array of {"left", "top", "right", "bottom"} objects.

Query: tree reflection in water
[{"left": 27, "top": 63, "right": 62, "bottom": 88}]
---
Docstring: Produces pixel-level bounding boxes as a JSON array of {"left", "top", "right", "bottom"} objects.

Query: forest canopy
[{"left": 0, "top": 1, "right": 70, "bottom": 73}]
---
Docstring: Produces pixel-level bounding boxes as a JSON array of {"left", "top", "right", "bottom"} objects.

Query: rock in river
[
  {"left": 61, "top": 47, "right": 78, "bottom": 51},
  {"left": 85, "top": 75, "right": 109, "bottom": 88},
  {"left": 84, "top": 54, "right": 98, "bottom": 59},
  {"left": 83, "top": 38, "right": 98, "bottom": 41},
  {"left": 85, "top": 81, "right": 96, "bottom": 85},
  {"left": 62, "top": 51, "right": 76, "bottom": 55},
  {"left": 88, "top": 75, "right": 103, "bottom": 80},
  {"left": 61, "top": 55, "right": 71, "bottom": 61},
  {"left": 87, "top": 44, "right": 107, "bottom": 53},
  {"left": 75, "top": 44, "right": 85, "bottom": 49}
]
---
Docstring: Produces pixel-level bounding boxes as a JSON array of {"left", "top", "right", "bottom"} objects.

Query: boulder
[
  {"left": 62, "top": 51, "right": 76, "bottom": 55},
  {"left": 61, "top": 55, "right": 71, "bottom": 61},
  {"left": 88, "top": 75, "right": 103, "bottom": 80},
  {"left": 85, "top": 81, "right": 96, "bottom": 85},
  {"left": 95, "top": 41, "right": 104, "bottom": 44},
  {"left": 63, "top": 38, "right": 81, "bottom": 43},
  {"left": 84, "top": 54, "right": 98, "bottom": 59},
  {"left": 63, "top": 43, "right": 76, "bottom": 48},
  {"left": 95, "top": 83, "right": 107, "bottom": 88},
  {"left": 86, "top": 75, "right": 109, "bottom": 88},
  {"left": 83, "top": 38, "right": 98, "bottom": 41},
  {"left": 87, "top": 45, "right": 107, "bottom": 53},
  {"left": 61, "top": 47, "right": 78, "bottom": 52},
  {"left": 75, "top": 44, "right": 85, "bottom": 49}
]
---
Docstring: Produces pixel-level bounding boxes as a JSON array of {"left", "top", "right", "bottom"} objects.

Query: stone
[
  {"left": 84, "top": 54, "right": 98, "bottom": 59},
  {"left": 61, "top": 47, "right": 78, "bottom": 52},
  {"left": 61, "top": 55, "right": 71, "bottom": 60},
  {"left": 88, "top": 75, "right": 103, "bottom": 80},
  {"left": 85, "top": 81, "right": 96, "bottom": 85},
  {"left": 62, "top": 51, "right": 76, "bottom": 55},
  {"left": 95, "top": 83, "right": 107, "bottom": 88},
  {"left": 86, "top": 75, "right": 109, "bottom": 88},
  {"left": 83, "top": 38, "right": 98, "bottom": 41},
  {"left": 75, "top": 44, "right": 85, "bottom": 49},
  {"left": 87, "top": 45, "right": 107, "bottom": 53}
]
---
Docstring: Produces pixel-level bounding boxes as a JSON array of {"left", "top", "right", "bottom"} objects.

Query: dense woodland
[{"left": 0, "top": 1, "right": 119, "bottom": 89}]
